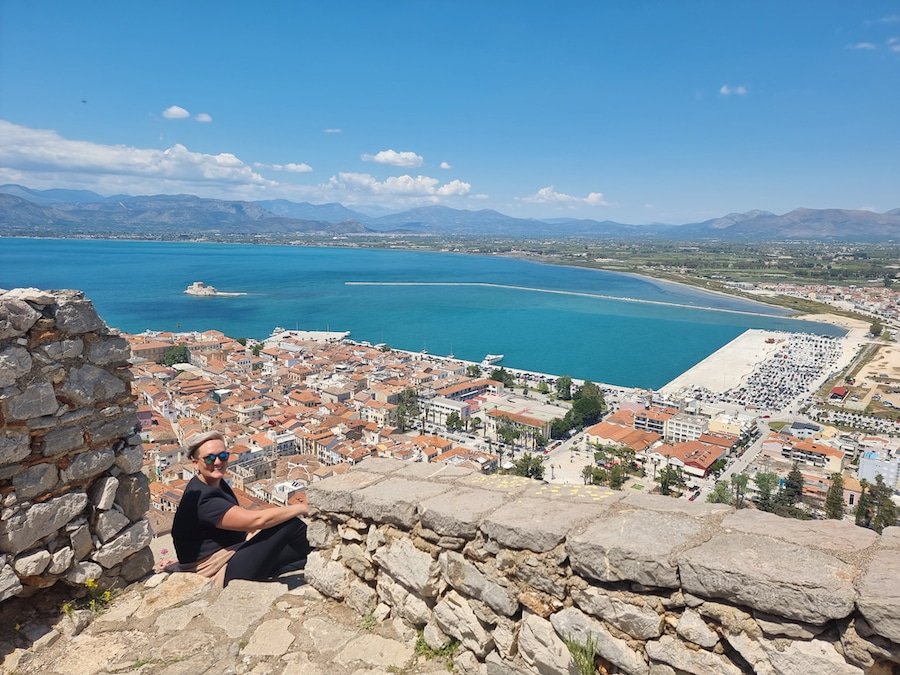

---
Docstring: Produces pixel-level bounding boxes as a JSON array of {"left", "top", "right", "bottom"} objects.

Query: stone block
[
  {"left": 0, "top": 298, "right": 40, "bottom": 339},
  {"left": 550, "top": 606, "right": 648, "bottom": 675},
  {"left": 86, "top": 336, "right": 130, "bottom": 365},
  {"left": 0, "top": 346, "right": 32, "bottom": 387},
  {"left": 335, "top": 633, "right": 415, "bottom": 670},
  {"left": 373, "top": 537, "right": 442, "bottom": 597},
  {"left": 41, "top": 338, "right": 83, "bottom": 360},
  {"left": 114, "top": 444, "right": 143, "bottom": 474},
  {"left": 305, "top": 551, "right": 352, "bottom": 599},
  {"left": 395, "top": 461, "right": 475, "bottom": 481},
  {"left": 676, "top": 608, "right": 719, "bottom": 648},
  {"left": 376, "top": 572, "right": 433, "bottom": 626},
  {"left": 433, "top": 590, "right": 494, "bottom": 659},
  {"left": 345, "top": 577, "right": 378, "bottom": 615},
  {"left": 440, "top": 550, "right": 518, "bottom": 616},
  {"left": 89, "top": 413, "right": 138, "bottom": 445},
  {"left": 0, "top": 492, "right": 88, "bottom": 553},
  {"left": 307, "top": 470, "right": 384, "bottom": 515},
  {"left": 621, "top": 491, "right": 731, "bottom": 515},
  {"left": 89, "top": 475, "right": 119, "bottom": 510},
  {"left": 525, "top": 482, "right": 626, "bottom": 506},
  {"left": 206, "top": 578, "right": 285, "bottom": 639},
  {"left": 352, "top": 456, "right": 408, "bottom": 474},
  {"left": 70, "top": 524, "right": 93, "bottom": 560},
  {"left": 40, "top": 425, "right": 86, "bottom": 456},
  {"left": 242, "top": 617, "right": 295, "bottom": 657},
  {"left": 572, "top": 586, "right": 663, "bottom": 640},
  {"left": 52, "top": 295, "right": 105, "bottom": 334},
  {"left": 91, "top": 519, "right": 152, "bottom": 568},
  {"left": 0, "top": 429, "right": 30, "bottom": 466},
  {"left": 57, "top": 364, "right": 126, "bottom": 406},
  {"left": 646, "top": 635, "right": 739, "bottom": 675},
  {"left": 118, "top": 547, "right": 154, "bottom": 582},
  {"left": 678, "top": 532, "right": 856, "bottom": 624},
  {"left": 721, "top": 509, "right": 878, "bottom": 555},
  {"left": 61, "top": 448, "right": 115, "bottom": 483},
  {"left": 66, "top": 561, "right": 102, "bottom": 584},
  {"left": 857, "top": 547, "right": 900, "bottom": 644},
  {"left": 3, "top": 382, "right": 59, "bottom": 420},
  {"left": 13, "top": 549, "right": 52, "bottom": 576},
  {"left": 0, "top": 563, "right": 23, "bottom": 601},
  {"left": 419, "top": 487, "right": 508, "bottom": 538},
  {"left": 115, "top": 472, "right": 150, "bottom": 521},
  {"left": 12, "top": 462, "right": 58, "bottom": 500},
  {"left": 457, "top": 472, "right": 534, "bottom": 495},
  {"left": 518, "top": 612, "right": 578, "bottom": 675},
  {"left": 96, "top": 508, "right": 131, "bottom": 543},
  {"left": 569, "top": 508, "right": 705, "bottom": 588},
  {"left": 352, "top": 477, "right": 451, "bottom": 528},
  {"left": 482, "top": 497, "right": 607, "bottom": 553},
  {"left": 48, "top": 547, "right": 74, "bottom": 575}
]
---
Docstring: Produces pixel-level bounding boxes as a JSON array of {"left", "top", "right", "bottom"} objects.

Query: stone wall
[
  {"left": 305, "top": 457, "right": 900, "bottom": 674},
  {"left": 0, "top": 289, "right": 152, "bottom": 602}
]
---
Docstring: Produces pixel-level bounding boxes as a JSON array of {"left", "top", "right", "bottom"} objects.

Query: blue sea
[{"left": 2, "top": 238, "right": 842, "bottom": 389}]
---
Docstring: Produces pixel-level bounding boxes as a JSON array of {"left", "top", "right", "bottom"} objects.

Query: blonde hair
[{"left": 185, "top": 430, "right": 226, "bottom": 459}]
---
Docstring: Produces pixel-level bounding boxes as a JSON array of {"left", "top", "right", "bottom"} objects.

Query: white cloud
[
  {"left": 162, "top": 105, "right": 190, "bottom": 119},
  {"left": 719, "top": 84, "right": 748, "bottom": 96},
  {"left": 194, "top": 112, "right": 213, "bottom": 123},
  {"left": 847, "top": 42, "right": 877, "bottom": 50},
  {"left": 440, "top": 161, "right": 452, "bottom": 170},
  {"left": 327, "top": 172, "right": 470, "bottom": 199},
  {"left": 522, "top": 186, "right": 608, "bottom": 207},
  {"left": 361, "top": 149, "right": 424, "bottom": 168},
  {"left": 889, "top": 37, "right": 900, "bottom": 52},
  {"left": 275, "top": 162, "right": 313, "bottom": 173},
  {"left": 323, "top": 128, "right": 342, "bottom": 134},
  {"left": 880, "top": 14, "right": 900, "bottom": 23}
]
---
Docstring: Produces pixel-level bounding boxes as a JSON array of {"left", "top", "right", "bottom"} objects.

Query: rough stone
[
  {"left": 765, "top": 638, "right": 863, "bottom": 675},
  {"left": 13, "top": 549, "right": 52, "bottom": 576},
  {"left": 753, "top": 611, "right": 826, "bottom": 639},
  {"left": 70, "top": 524, "right": 93, "bottom": 559},
  {"left": 676, "top": 608, "right": 719, "bottom": 648},
  {"left": 352, "top": 456, "right": 409, "bottom": 474},
  {"left": 857, "top": 547, "right": 900, "bottom": 643},
  {"left": 53, "top": 296, "right": 105, "bottom": 334},
  {"left": 205, "top": 578, "right": 285, "bottom": 638},
  {"left": 66, "top": 561, "right": 102, "bottom": 584},
  {"left": 352, "top": 477, "right": 450, "bottom": 528},
  {"left": 424, "top": 621, "right": 451, "bottom": 650},
  {"left": 440, "top": 550, "right": 518, "bottom": 616},
  {"left": 376, "top": 572, "right": 433, "bottom": 626},
  {"left": 396, "top": 461, "right": 475, "bottom": 481},
  {"left": 0, "top": 345, "right": 32, "bottom": 387},
  {"left": 345, "top": 577, "right": 378, "bottom": 615},
  {"left": 114, "top": 472, "right": 150, "bottom": 520},
  {"left": 243, "top": 617, "right": 296, "bottom": 656},
  {"left": 114, "top": 443, "right": 143, "bottom": 473},
  {"left": 0, "top": 491, "right": 88, "bottom": 553},
  {"left": 572, "top": 586, "right": 663, "bottom": 640},
  {"left": 454, "top": 649, "right": 488, "bottom": 675},
  {"left": 569, "top": 508, "right": 704, "bottom": 588},
  {"left": 550, "top": 606, "right": 648, "bottom": 675},
  {"left": 3, "top": 382, "right": 59, "bottom": 420},
  {"left": 12, "top": 461, "right": 58, "bottom": 500},
  {"left": 153, "top": 599, "right": 209, "bottom": 633},
  {"left": 40, "top": 425, "right": 86, "bottom": 456},
  {"left": 646, "top": 635, "right": 740, "bottom": 675},
  {"left": 335, "top": 633, "right": 415, "bottom": 669},
  {"left": 721, "top": 509, "right": 878, "bottom": 554},
  {"left": 305, "top": 551, "right": 353, "bottom": 599},
  {"left": 372, "top": 537, "right": 442, "bottom": 597},
  {"left": 61, "top": 448, "right": 115, "bottom": 483},
  {"left": 307, "top": 520, "right": 337, "bottom": 548},
  {"left": 131, "top": 572, "right": 211, "bottom": 619},
  {"left": 87, "top": 335, "right": 130, "bottom": 365},
  {"left": 95, "top": 508, "right": 131, "bottom": 543},
  {"left": 0, "top": 297, "right": 40, "bottom": 339},
  {"left": 518, "top": 612, "right": 578, "bottom": 675},
  {"left": 89, "top": 475, "right": 119, "bottom": 510},
  {"left": 91, "top": 518, "right": 152, "bottom": 568},
  {"left": 482, "top": 497, "right": 607, "bottom": 553},
  {"left": 41, "top": 338, "right": 84, "bottom": 360},
  {"left": 0, "top": 429, "right": 30, "bottom": 466},
  {"left": 307, "top": 470, "right": 384, "bottom": 514},
  {"left": 57, "top": 363, "right": 127, "bottom": 406},
  {"left": 433, "top": 589, "right": 494, "bottom": 658},
  {"left": 678, "top": 532, "right": 857, "bottom": 624},
  {"left": 0, "top": 563, "right": 23, "bottom": 601},
  {"left": 420, "top": 487, "right": 509, "bottom": 538},
  {"left": 48, "top": 546, "right": 75, "bottom": 575}
]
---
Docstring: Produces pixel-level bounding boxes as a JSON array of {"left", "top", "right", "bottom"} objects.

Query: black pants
[{"left": 223, "top": 518, "right": 310, "bottom": 586}]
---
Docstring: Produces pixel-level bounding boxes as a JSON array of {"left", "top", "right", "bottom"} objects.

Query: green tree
[
  {"left": 574, "top": 380, "right": 605, "bottom": 410},
  {"left": 824, "top": 473, "right": 845, "bottom": 520},
  {"left": 394, "top": 388, "right": 420, "bottom": 432},
  {"left": 658, "top": 465, "right": 683, "bottom": 496},
  {"left": 870, "top": 320, "right": 883, "bottom": 337},
  {"left": 706, "top": 480, "right": 733, "bottom": 505},
  {"left": 872, "top": 474, "right": 898, "bottom": 533},
  {"left": 534, "top": 432, "right": 548, "bottom": 449},
  {"left": 235, "top": 337, "right": 248, "bottom": 346},
  {"left": 465, "top": 364, "right": 482, "bottom": 377},
  {"left": 490, "top": 367, "right": 515, "bottom": 387},
  {"left": 855, "top": 479, "right": 872, "bottom": 528},
  {"left": 471, "top": 416, "right": 482, "bottom": 432},
  {"left": 446, "top": 412, "right": 462, "bottom": 430},
  {"left": 777, "top": 461, "right": 804, "bottom": 506},
  {"left": 581, "top": 465, "right": 593, "bottom": 485},
  {"left": 754, "top": 471, "right": 779, "bottom": 512},
  {"left": 709, "top": 458, "right": 727, "bottom": 478},
  {"left": 555, "top": 376, "right": 573, "bottom": 400},
  {"left": 731, "top": 473, "right": 749, "bottom": 509},
  {"left": 608, "top": 464, "right": 626, "bottom": 490},
  {"left": 252, "top": 344, "right": 262, "bottom": 357},
  {"left": 590, "top": 467, "right": 609, "bottom": 486},
  {"left": 511, "top": 453, "right": 544, "bottom": 480},
  {"left": 497, "top": 421, "right": 521, "bottom": 448},
  {"left": 537, "top": 382, "right": 550, "bottom": 395},
  {"left": 159, "top": 344, "right": 189, "bottom": 366}
]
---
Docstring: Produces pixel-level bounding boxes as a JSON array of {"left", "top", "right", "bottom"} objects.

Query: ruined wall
[
  {"left": 0, "top": 289, "right": 152, "bottom": 602},
  {"left": 306, "top": 457, "right": 900, "bottom": 675}
]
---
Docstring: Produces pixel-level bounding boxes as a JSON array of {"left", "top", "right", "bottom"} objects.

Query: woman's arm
[{"left": 217, "top": 502, "right": 308, "bottom": 532}]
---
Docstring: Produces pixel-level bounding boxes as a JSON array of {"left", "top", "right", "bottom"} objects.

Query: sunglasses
[{"left": 198, "top": 451, "right": 230, "bottom": 465}]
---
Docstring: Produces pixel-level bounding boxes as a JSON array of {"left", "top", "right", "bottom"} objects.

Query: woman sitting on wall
[{"left": 170, "top": 430, "right": 310, "bottom": 587}]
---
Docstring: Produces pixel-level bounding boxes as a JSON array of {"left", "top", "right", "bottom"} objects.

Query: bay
[{"left": 2, "top": 238, "right": 840, "bottom": 389}]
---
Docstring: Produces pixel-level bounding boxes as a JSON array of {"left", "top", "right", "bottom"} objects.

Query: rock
[
  {"left": 13, "top": 549, "right": 52, "bottom": 576},
  {"left": 676, "top": 609, "right": 719, "bottom": 648},
  {"left": 433, "top": 590, "right": 494, "bottom": 658},
  {"left": 0, "top": 297, "right": 40, "bottom": 339},
  {"left": 549, "top": 606, "right": 648, "bottom": 675},
  {"left": 0, "top": 563, "right": 23, "bottom": 601},
  {"left": 12, "top": 462, "right": 58, "bottom": 500},
  {"left": 52, "top": 295, "right": 105, "bottom": 334},
  {"left": 305, "top": 551, "right": 352, "bottom": 599},
  {"left": 95, "top": 508, "right": 131, "bottom": 543},
  {"left": 87, "top": 336, "right": 130, "bottom": 365},
  {"left": 131, "top": 573, "right": 210, "bottom": 620},
  {"left": 678, "top": 532, "right": 856, "bottom": 624},
  {"left": 440, "top": 550, "right": 518, "bottom": 616},
  {"left": 424, "top": 621, "right": 450, "bottom": 650},
  {"left": 48, "top": 546, "right": 74, "bottom": 574},
  {"left": 481, "top": 497, "right": 607, "bottom": 553},
  {"left": 335, "top": 633, "right": 415, "bottom": 669},
  {"left": 0, "top": 345, "right": 32, "bottom": 387},
  {"left": 40, "top": 425, "right": 85, "bottom": 456},
  {"left": 352, "top": 477, "right": 451, "bottom": 528},
  {"left": 89, "top": 476, "right": 119, "bottom": 510},
  {"left": 419, "top": 487, "right": 509, "bottom": 538},
  {"left": 572, "top": 586, "right": 663, "bottom": 640},
  {"left": 372, "top": 538, "right": 442, "bottom": 597},
  {"left": 307, "top": 520, "right": 337, "bottom": 548},
  {"left": 41, "top": 338, "right": 84, "bottom": 360},
  {"left": 114, "top": 472, "right": 150, "bottom": 521},
  {"left": 61, "top": 448, "right": 115, "bottom": 483},
  {"left": 346, "top": 577, "right": 378, "bottom": 615},
  {"left": 114, "top": 443, "right": 143, "bottom": 474},
  {"left": 720, "top": 509, "right": 877, "bottom": 554},
  {"left": 342, "top": 542, "right": 376, "bottom": 581},
  {"left": 376, "top": 572, "right": 433, "bottom": 626},
  {"left": 767, "top": 639, "right": 864, "bottom": 675},
  {"left": 857, "top": 548, "right": 900, "bottom": 644},
  {"left": 0, "top": 429, "right": 31, "bottom": 466},
  {"left": 206, "top": 578, "right": 285, "bottom": 639},
  {"left": 753, "top": 611, "right": 825, "bottom": 639},
  {"left": 3, "top": 382, "right": 59, "bottom": 420},
  {"left": 0, "top": 492, "right": 88, "bottom": 553},
  {"left": 569, "top": 508, "right": 705, "bottom": 588},
  {"left": 646, "top": 635, "right": 740, "bottom": 675},
  {"left": 517, "top": 612, "right": 578, "bottom": 675},
  {"left": 454, "top": 649, "right": 488, "bottom": 675},
  {"left": 63, "top": 609, "right": 94, "bottom": 636},
  {"left": 66, "top": 561, "right": 102, "bottom": 584},
  {"left": 119, "top": 546, "right": 154, "bottom": 582},
  {"left": 307, "top": 470, "right": 385, "bottom": 515},
  {"left": 242, "top": 617, "right": 296, "bottom": 657},
  {"left": 70, "top": 524, "right": 93, "bottom": 560},
  {"left": 91, "top": 519, "right": 152, "bottom": 568},
  {"left": 57, "top": 363, "right": 126, "bottom": 406}
]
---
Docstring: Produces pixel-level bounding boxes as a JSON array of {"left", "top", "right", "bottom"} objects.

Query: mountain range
[{"left": 1, "top": 184, "right": 898, "bottom": 241}]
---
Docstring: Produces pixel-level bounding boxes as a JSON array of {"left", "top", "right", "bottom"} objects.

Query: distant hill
[{"left": 0, "top": 184, "right": 897, "bottom": 241}]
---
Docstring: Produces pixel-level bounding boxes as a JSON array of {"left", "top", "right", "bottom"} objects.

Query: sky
[{"left": 0, "top": 1, "right": 899, "bottom": 224}]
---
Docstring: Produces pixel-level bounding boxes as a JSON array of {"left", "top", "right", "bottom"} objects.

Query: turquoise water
[{"left": 2, "top": 238, "right": 841, "bottom": 389}]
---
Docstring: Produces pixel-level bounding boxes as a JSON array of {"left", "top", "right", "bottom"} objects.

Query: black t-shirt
[{"left": 172, "top": 477, "right": 247, "bottom": 564}]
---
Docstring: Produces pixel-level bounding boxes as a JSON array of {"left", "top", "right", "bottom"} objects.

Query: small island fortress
[{"left": 183, "top": 281, "right": 246, "bottom": 297}]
